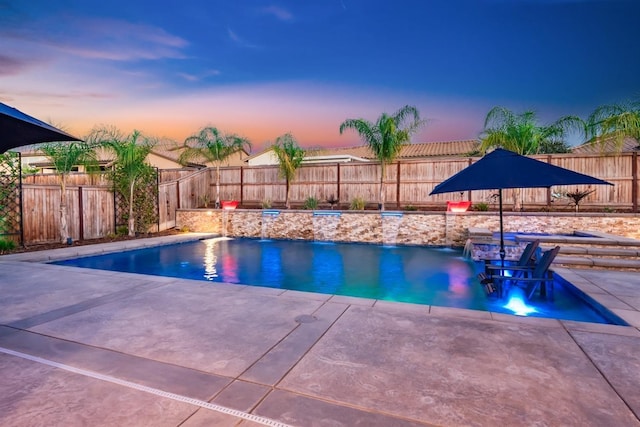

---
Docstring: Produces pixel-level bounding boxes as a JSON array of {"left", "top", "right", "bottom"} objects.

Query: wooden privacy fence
[
  {"left": 19, "top": 169, "right": 193, "bottom": 243},
  {"left": 163, "top": 152, "right": 639, "bottom": 212},
  {"left": 18, "top": 152, "right": 639, "bottom": 244},
  {"left": 22, "top": 184, "right": 115, "bottom": 244}
]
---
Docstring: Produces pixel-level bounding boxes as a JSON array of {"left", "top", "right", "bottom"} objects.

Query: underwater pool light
[{"left": 503, "top": 288, "right": 537, "bottom": 316}]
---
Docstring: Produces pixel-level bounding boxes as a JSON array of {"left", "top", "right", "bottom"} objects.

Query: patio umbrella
[
  {"left": 0, "top": 102, "right": 80, "bottom": 153},
  {"left": 429, "top": 148, "right": 613, "bottom": 262}
]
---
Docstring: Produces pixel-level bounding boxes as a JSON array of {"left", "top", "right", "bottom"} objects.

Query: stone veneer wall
[{"left": 176, "top": 209, "right": 640, "bottom": 247}]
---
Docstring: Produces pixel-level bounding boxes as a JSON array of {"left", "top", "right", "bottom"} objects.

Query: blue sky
[{"left": 1, "top": 0, "right": 639, "bottom": 150}]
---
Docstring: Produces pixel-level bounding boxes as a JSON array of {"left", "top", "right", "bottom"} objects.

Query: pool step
[
  {"left": 538, "top": 232, "right": 640, "bottom": 270},
  {"left": 514, "top": 230, "right": 640, "bottom": 270},
  {"left": 517, "top": 231, "right": 640, "bottom": 248},
  {"left": 467, "top": 229, "right": 640, "bottom": 270},
  {"left": 553, "top": 255, "right": 640, "bottom": 270},
  {"left": 549, "top": 246, "right": 640, "bottom": 257}
]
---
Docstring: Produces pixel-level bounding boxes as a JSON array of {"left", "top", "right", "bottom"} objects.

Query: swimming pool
[{"left": 52, "top": 238, "right": 625, "bottom": 325}]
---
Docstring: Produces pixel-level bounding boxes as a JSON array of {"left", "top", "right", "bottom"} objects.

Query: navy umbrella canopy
[
  {"left": 0, "top": 102, "right": 80, "bottom": 153},
  {"left": 430, "top": 148, "right": 613, "bottom": 261}
]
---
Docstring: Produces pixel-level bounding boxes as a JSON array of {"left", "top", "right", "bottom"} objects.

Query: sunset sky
[{"left": 2, "top": 0, "right": 639, "bottom": 151}]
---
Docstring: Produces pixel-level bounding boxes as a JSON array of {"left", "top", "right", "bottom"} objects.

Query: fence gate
[{"left": 0, "top": 152, "right": 22, "bottom": 245}]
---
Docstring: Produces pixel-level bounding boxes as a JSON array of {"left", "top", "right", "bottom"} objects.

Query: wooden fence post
[
  {"left": 337, "top": 163, "right": 341, "bottom": 207},
  {"left": 113, "top": 189, "right": 117, "bottom": 233},
  {"left": 240, "top": 166, "right": 244, "bottom": 206},
  {"left": 546, "top": 155, "right": 552, "bottom": 209},
  {"left": 633, "top": 152, "right": 638, "bottom": 212},
  {"left": 396, "top": 162, "right": 401, "bottom": 209},
  {"left": 176, "top": 181, "right": 180, "bottom": 209},
  {"left": 156, "top": 168, "right": 160, "bottom": 232},
  {"left": 18, "top": 152, "right": 24, "bottom": 246},
  {"left": 78, "top": 186, "right": 84, "bottom": 241}
]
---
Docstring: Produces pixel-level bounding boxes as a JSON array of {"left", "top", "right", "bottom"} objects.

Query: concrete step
[
  {"left": 466, "top": 229, "right": 640, "bottom": 270},
  {"left": 544, "top": 246, "right": 640, "bottom": 257},
  {"left": 554, "top": 255, "right": 640, "bottom": 270},
  {"left": 518, "top": 235, "right": 640, "bottom": 247},
  {"left": 516, "top": 230, "right": 640, "bottom": 248}
]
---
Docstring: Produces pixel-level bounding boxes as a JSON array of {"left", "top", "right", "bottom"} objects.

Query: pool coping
[{"left": 2, "top": 232, "right": 638, "bottom": 331}]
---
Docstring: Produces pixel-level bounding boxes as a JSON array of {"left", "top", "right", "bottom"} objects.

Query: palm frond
[
  {"left": 480, "top": 107, "right": 575, "bottom": 155},
  {"left": 272, "top": 133, "right": 304, "bottom": 182},
  {"left": 340, "top": 105, "right": 423, "bottom": 164},
  {"left": 39, "top": 141, "right": 100, "bottom": 175},
  {"left": 586, "top": 98, "right": 640, "bottom": 152},
  {"left": 179, "top": 126, "right": 251, "bottom": 166}
]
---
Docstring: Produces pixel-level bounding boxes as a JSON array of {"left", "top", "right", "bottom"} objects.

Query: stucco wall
[{"left": 176, "top": 209, "right": 640, "bottom": 246}]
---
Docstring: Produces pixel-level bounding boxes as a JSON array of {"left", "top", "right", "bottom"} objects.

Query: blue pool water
[{"left": 52, "top": 238, "right": 624, "bottom": 325}]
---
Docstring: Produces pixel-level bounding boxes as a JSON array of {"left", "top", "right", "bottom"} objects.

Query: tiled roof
[
  {"left": 572, "top": 136, "right": 639, "bottom": 154},
  {"left": 291, "top": 140, "right": 480, "bottom": 160},
  {"left": 399, "top": 140, "right": 480, "bottom": 158},
  {"left": 150, "top": 139, "right": 184, "bottom": 163}
]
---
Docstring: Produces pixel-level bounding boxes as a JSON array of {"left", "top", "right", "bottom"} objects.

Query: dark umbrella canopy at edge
[
  {"left": 429, "top": 148, "right": 613, "bottom": 262},
  {"left": 0, "top": 102, "right": 81, "bottom": 153}
]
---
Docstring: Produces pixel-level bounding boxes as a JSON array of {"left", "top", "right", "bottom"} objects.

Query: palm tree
[
  {"left": 479, "top": 106, "right": 579, "bottom": 210},
  {"left": 586, "top": 98, "right": 640, "bottom": 152},
  {"left": 272, "top": 133, "right": 305, "bottom": 209},
  {"left": 339, "top": 105, "right": 423, "bottom": 211},
  {"left": 479, "top": 107, "right": 575, "bottom": 155},
  {"left": 39, "top": 141, "right": 100, "bottom": 243},
  {"left": 91, "top": 128, "right": 155, "bottom": 236},
  {"left": 177, "top": 126, "right": 251, "bottom": 208}
]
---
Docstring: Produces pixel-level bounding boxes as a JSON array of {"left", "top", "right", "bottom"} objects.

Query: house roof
[
  {"left": 572, "top": 136, "right": 640, "bottom": 155},
  {"left": 245, "top": 140, "right": 480, "bottom": 162},
  {"left": 156, "top": 139, "right": 251, "bottom": 167},
  {"left": 9, "top": 139, "right": 249, "bottom": 168},
  {"left": 309, "top": 140, "right": 480, "bottom": 159},
  {"left": 399, "top": 140, "right": 480, "bottom": 158},
  {"left": 10, "top": 141, "right": 181, "bottom": 160},
  {"left": 149, "top": 140, "right": 189, "bottom": 164}
]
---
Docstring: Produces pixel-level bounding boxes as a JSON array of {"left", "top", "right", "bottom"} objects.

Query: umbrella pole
[{"left": 499, "top": 189, "right": 505, "bottom": 267}]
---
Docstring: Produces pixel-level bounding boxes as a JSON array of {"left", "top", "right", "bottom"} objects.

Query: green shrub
[
  {"left": 0, "top": 238, "right": 16, "bottom": 254},
  {"left": 199, "top": 194, "right": 211, "bottom": 208},
  {"left": 261, "top": 199, "right": 272, "bottom": 209},
  {"left": 404, "top": 205, "right": 418, "bottom": 211},
  {"left": 473, "top": 202, "right": 489, "bottom": 211},
  {"left": 302, "top": 196, "right": 319, "bottom": 210},
  {"left": 116, "top": 225, "right": 129, "bottom": 236},
  {"left": 350, "top": 197, "right": 365, "bottom": 210}
]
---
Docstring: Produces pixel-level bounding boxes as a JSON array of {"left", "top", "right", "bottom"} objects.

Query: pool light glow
[{"left": 503, "top": 288, "right": 537, "bottom": 316}]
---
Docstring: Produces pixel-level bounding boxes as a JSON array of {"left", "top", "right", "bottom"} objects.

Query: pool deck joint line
[{"left": 0, "top": 346, "right": 292, "bottom": 427}]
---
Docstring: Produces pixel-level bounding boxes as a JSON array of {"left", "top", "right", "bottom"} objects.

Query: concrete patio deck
[{"left": 0, "top": 234, "right": 639, "bottom": 426}]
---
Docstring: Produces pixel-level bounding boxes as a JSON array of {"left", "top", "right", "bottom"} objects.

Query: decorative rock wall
[{"left": 176, "top": 209, "right": 640, "bottom": 246}]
